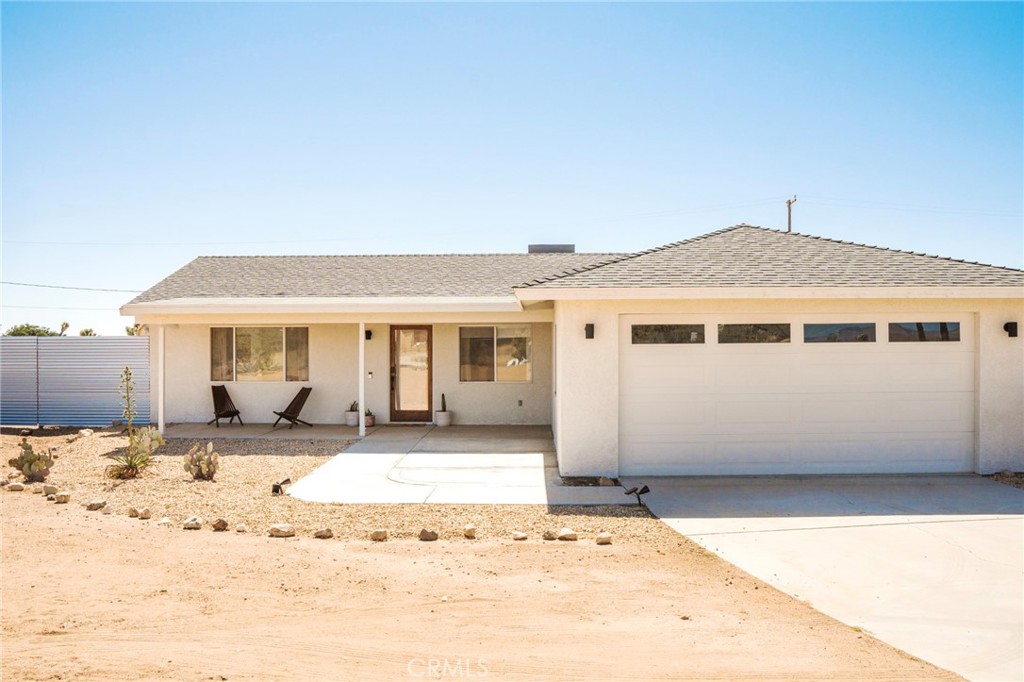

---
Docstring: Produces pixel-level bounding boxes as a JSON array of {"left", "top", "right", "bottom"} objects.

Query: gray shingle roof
[
  {"left": 127, "top": 253, "right": 623, "bottom": 304},
  {"left": 520, "top": 225, "right": 1024, "bottom": 289}
]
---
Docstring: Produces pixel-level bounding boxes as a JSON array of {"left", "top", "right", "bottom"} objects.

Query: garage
[{"left": 618, "top": 314, "right": 976, "bottom": 476}]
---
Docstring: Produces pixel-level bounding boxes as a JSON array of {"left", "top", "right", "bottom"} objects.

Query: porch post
[
  {"left": 358, "top": 322, "right": 366, "bottom": 438},
  {"left": 156, "top": 324, "right": 165, "bottom": 434}
]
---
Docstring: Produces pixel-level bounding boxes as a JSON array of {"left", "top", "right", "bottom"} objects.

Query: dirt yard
[{"left": 1, "top": 429, "right": 960, "bottom": 681}]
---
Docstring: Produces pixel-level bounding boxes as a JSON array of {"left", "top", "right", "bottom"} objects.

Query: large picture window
[
  {"left": 210, "top": 327, "right": 309, "bottom": 382},
  {"left": 459, "top": 326, "right": 532, "bottom": 382}
]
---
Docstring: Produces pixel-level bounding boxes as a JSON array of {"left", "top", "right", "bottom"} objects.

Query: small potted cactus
[
  {"left": 434, "top": 393, "right": 452, "bottom": 427},
  {"left": 344, "top": 400, "right": 359, "bottom": 427},
  {"left": 8, "top": 438, "right": 53, "bottom": 482},
  {"left": 364, "top": 408, "right": 376, "bottom": 428}
]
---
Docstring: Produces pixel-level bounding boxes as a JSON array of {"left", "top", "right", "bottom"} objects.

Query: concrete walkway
[
  {"left": 622, "top": 474, "right": 1024, "bottom": 682},
  {"left": 288, "top": 425, "right": 626, "bottom": 505}
]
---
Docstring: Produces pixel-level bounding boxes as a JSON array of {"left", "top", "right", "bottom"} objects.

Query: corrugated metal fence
[{"left": 0, "top": 337, "right": 150, "bottom": 426}]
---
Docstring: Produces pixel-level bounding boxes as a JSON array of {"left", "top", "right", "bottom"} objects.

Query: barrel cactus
[
  {"left": 8, "top": 439, "right": 54, "bottom": 482},
  {"left": 184, "top": 441, "right": 219, "bottom": 481}
]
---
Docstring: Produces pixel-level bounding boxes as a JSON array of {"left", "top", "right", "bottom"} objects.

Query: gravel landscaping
[{"left": 3, "top": 427, "right": 660, "bottom": 542}]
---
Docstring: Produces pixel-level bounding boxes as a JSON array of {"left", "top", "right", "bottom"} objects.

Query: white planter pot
[
  {"left": 344, "top": 411, "right": 359, "bottom": 427},
  {"left": 434, "top": 411, "right": 452, "bottom": 427}
]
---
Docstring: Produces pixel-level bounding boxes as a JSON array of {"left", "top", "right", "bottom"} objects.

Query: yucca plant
[{"left": 106, "top": 368, "right": 164, "bottom": 479}]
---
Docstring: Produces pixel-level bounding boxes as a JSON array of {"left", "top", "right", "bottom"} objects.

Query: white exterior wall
[
  {"left": 147, "top": 318, "right": 553, "bottom": 426},
  {"left": 554, "top": 297, "right": 1024, "bottom": 477}
]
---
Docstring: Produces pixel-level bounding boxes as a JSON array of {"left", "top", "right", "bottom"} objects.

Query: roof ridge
[
  {"left": 194, "top": 252, "right": 623, "bottom": 260},
  {"left": 516, "top": 224, "right": 749, "bottom": 288}
]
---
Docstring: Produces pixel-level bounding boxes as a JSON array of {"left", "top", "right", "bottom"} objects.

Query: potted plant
[
  {"left": 434, "top": 393, "right": 452, "bottom": 427},
  {"left": 364, "top": 408, "right": 375, "bottom": 428},
  {"left": 345, "top": 401, "right": 359, "bottom": 427}
]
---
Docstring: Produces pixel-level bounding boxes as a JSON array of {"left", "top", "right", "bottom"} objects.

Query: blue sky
[{"left": 2, "top": 2, "right": 1021, "bottom": 335}]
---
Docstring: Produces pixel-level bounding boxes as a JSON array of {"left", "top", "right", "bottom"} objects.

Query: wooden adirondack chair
[
  {"left": 208, "top": 385, "right": 243, "bottom": 427},
  {"left": 273, "top": 386, "right": 313, "bottom": 429}
]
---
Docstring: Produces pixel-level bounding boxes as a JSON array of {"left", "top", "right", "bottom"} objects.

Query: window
[
  {"left": 888, "top": 322, "right": 960, "bottom": 343},
  {"left": 459, "top": 325, "right": 532, "bottom": 382},
  {"left": 718, "top": 323, "right": 791, "bottom": 344},
  {"left": 804, "top": 323, "right": 876, "bottom": 343},
  {"left": 631, "top": 324, "right": 705, "bottom": 344},
  {"left": 210, "top": 327, "right": 309, "bottom": 382}
]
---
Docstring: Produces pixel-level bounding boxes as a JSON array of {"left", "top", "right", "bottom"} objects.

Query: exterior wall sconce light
[
  {"left": 365, "top": 330, "right": 373, "bottom": 340},
  {"left": 584, "top": 323, "right": 595, "bottom": 339},
  {"left": 1004, "top": 322, "right": 1018, "bottom": 338}
]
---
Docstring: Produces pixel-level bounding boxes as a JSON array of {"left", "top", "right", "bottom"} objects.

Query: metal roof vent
[{"left": 528, "top": 244, "right": 575, "bottom": 253}]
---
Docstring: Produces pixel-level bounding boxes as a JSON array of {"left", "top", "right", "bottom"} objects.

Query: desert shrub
[
  {"left": 184, "top": 441, "right": 219, "bottom": 481},
  {"left": 8, "top": 438, "right": 54, "bottom": 482},
  {"left": 105, "top": 367, "right": 164, "bottom": 479}
]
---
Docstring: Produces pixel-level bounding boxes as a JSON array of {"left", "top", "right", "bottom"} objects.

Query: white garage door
[{"left": 619, "top": 314, "right": 975, "bottom": 476}]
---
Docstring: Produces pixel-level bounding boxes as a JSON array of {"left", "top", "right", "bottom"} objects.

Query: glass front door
[{"left": 390, "top": 326, "right": 432, "bottom": 421}]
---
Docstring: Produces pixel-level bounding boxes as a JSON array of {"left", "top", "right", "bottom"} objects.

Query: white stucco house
[{"left": 122, "top": 225, "right": 1024, "bottom": 477}]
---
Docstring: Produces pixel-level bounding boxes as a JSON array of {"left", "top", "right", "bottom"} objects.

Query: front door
[{"left": 390, "top": 326, "right": 432, "bottom": 422}]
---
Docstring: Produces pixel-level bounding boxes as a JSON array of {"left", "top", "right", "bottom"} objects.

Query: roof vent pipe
[{"left": 528, "top": 244, "right": 575, "bottom": 253}]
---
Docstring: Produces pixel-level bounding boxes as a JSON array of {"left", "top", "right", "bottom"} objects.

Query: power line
[
  {"left": 1, "top": 281, "right": 142, "bottom": 293},
  {"left": 1, "top": 305, "right": 120, "bottom": 311}
]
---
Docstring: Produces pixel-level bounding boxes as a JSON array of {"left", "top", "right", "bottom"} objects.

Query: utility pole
[{"left": 786, "top": 195, "right": 797, "bottom": 233}]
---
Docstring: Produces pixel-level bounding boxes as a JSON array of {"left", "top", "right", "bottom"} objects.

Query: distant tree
[
  {"left": 58, "top": 321, "right": 69, "bottom": 336},
  {"left": 79, "top": 329, "right": 97, "bottom": 336},
  {"left": 4, "top": 323, "right": 59, "bottom": 336},
  {"left": 125, "top": 324, "right": 146, "bottom": 336}
]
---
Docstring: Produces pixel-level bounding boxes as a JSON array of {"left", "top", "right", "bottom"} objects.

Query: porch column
[
  {"left": 358, "top": 322, "right": 366, "bottom": 438},
  {"left": 156, "top": 324, "right": 165, "bottom": 434}
]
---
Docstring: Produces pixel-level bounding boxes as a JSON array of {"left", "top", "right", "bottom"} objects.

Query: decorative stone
[
  {"left": 419, "top": 529, "right": 439, "bottom": 542},
  {"left": 183, "top": 515, "right": 203, "bottom": 530},
  {"left": 269, "top": 523, "right": 296, "bottom": 538},
  {"left": 557, "top": 528, "right": 578, "bottom": 541},
  {"left": 542, "top": 530, "right": 558, "bottom": 541},
  {"left": 31, "top": 486, "right": 43, "bottom": 494},
  {"left": 235, "top": 524, "right": 249, "bottom": 533},
  {"left": 127, "top": 507, "right": 139, "bottom": 518},
  {"left": 78, "top": 428, "right": 94, "bottom": 437},
  {"left": 7, "top": 482, "right": 25, "bottom": 492},
  {"left": 370, "top": 529, "right": 388, "bottom": 542},
  {"left": 596, "top": 532, "right": 613, "bottom": 545},
  {"left": 314, "top": 528, "right": 334, "bottom": 539},
  {"left": 86, "top": 499, "right": 106, "bottom": 511},
  {"left": 212, "top": 518, "right": 229, "bottom": 532},
  {"left": 46, "top": 494, "right": 56, "bottom": 501},
  {"left": 42, "top": 484, "right": 58, "bottom": 496},
  {"left": 138, "top": 508, "right": 152, "bottom": 520},
  {"left": 19, "top": 428, "right": 33, "bottom": 437},
  {"left": 463, "top": 524, "right": 477, "bottom": 539},
  {"left": 157, "top": 517, "right": 171, "bottom": 527},
  {"left": 598, "top": 476, "right": 616, "bottom": 487},
  {"left": 54, "top": 492, "right": 70, "bottom": 504},
  {"left": 512, "top": 532, "right": 528, "bottom": 541}
]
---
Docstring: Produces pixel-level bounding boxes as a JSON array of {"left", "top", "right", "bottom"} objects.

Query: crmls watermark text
[{"left": 407, "top": 658, "right": 488, "bottom": 678}]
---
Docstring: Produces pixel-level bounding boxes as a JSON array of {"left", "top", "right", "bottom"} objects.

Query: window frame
[
  {"left": 210, "top": 326, "right": 309, "bottom": 382},
  {"left": 458, "top": 324, "right": 533, "bottom": 384}
]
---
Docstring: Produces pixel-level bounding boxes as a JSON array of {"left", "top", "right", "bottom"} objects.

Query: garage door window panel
[
  {"left": 718, "top": 323, "right": 791, "bottom": 344},
  {"left": 804, "top": 323, "right": 876, "bottom": 343},
  {"left": 631, "top": 324, "right": 705, "bottom": 344},
  {"left": 889, "top": 322, "right": 960, "bottom": 343}
]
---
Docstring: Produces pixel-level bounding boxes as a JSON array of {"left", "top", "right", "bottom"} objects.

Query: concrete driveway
[{"left": 621, "top": 474, "right": 1024, "bottom": 682}]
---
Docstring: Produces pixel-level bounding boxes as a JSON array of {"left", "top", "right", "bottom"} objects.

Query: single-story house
[{"left": 122, "top": 224, "right": 1024, "bottom": 477}]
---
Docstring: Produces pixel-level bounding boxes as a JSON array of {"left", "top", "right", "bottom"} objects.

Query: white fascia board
[
  {"left": 514, "top": 286, "right": 1024, "bottom": 301},
  {"left": 120, "top": 296, "right": 523, "bottom": 316}
]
